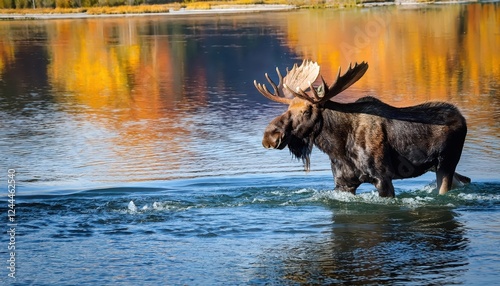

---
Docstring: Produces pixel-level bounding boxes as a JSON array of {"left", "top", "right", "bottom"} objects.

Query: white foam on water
[
  {"left": 295, "top": 188, "right": 312, "bottom": 194},
  {"left": 150, "top": 201, "right": 194, "bottom": 211},
  {"left": 152, "top": 201, "right": 162, "bottom": 210},
  {"left": 457, "top": 193, "right": 499, "bottom": 200},
  {"left": 310, "top": 189, "right": 393, "bottom": 204},
  {"left": 422, "top": 183, "right": 437, "bottom": 194},
  {"left": 400, "top": 196, "right": 436, "bottom": 208},
  {"left": 128, "top": 200, "right": 138, "bottom": 212},
  {"left": 310, "top": 189, "right": 441, "bottom": 209},
  {"left": 127, "top": 200, "right": 151, "bottom": 212},
  {"left": 456, "top": 192, "right": 500, "bottom": 204},
  {"left": 122, "top": 182, "right": 499, "bottom": 215},
  {"left": 309, "top": 189, "right": 350, "bottom": 203},
  {"left": 310, "top": 183, "right": 500, "bottom": 209}
]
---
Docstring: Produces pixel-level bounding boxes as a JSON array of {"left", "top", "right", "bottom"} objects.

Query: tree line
[{"left": 0, "top": 0, "right": 176, "bottom": 9}]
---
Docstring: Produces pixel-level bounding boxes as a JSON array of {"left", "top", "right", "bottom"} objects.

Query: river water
[{"left": 0, "top": 3, "right": 499, "bottom": 285}]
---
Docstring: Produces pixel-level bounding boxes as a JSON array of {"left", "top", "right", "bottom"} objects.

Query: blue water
[
  {"left": 2, "top": 175, "right": 500, "bottom": 285},
  {"left": 0, "top": 3, "right": 499, "bottom": 285}
]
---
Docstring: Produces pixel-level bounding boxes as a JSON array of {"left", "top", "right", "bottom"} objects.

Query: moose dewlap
[{"left": 254, "top": 60, "right": 469, "bottom": 198}]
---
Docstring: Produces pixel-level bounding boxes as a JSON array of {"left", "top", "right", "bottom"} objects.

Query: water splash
[
  {"left": 127, "top": 201, "right": 137, "bottom": 212},
  {"left": 307, "top": 182, "right": 500, "bottom": 209}
]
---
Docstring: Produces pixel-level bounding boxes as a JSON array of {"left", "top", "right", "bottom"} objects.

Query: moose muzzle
[{"left": 262, "top": 131, "right": 288, "bottom": 150}]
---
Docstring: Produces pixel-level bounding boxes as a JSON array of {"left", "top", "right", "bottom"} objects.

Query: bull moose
[{"left": 254, "top": 60, "right": 469, "bottom": 197}]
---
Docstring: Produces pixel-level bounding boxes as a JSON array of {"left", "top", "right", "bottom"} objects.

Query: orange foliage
[
  {"left": 46, "top": 18, "right": 189, "bottom": 117},
  {"left": 0, "top": 4, "right": 498, "bottom": 159},
  {"left": 45, "top": 19, "right": 200, "bottom": 175},
  {"left": 0, "top": 25, "right": 15, "bottom": 78}
]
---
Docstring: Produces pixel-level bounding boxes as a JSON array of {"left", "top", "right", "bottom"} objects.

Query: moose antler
[
  {"left": 317, "top": 61, "right": 369, "bottom": 104},
  {"left": 253, "top": 60, "right": 321, "bottom": 104},
  {"left": 255, "top": 60, "right": 368, "bottom": 105}
]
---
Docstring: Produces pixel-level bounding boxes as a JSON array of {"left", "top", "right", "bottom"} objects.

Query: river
[{"left": 0, "top": 3, "right": 499, "bottom": 284}]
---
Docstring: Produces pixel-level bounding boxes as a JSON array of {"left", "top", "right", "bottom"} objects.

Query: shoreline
[
  {"left": 0, "top": 0, "right": 488, "bottom": 20},
  {"left": 0, "top": 4, "right": 297, "bottom": 20}
]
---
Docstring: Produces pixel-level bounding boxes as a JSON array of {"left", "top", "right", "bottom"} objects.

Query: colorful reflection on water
[
  {"left": 0, "top": 4, "right": 499, "bottom": 285},
  {"left": 0, "top": 3, "right": 499, "bottom": 185}
]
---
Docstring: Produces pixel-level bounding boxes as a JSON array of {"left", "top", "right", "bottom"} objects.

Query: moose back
[{"left": 254, "top": 60, "right": 469, "bottom": 197}]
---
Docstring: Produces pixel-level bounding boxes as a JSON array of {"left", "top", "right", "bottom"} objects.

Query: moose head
[{"left": 254, "top": 60, "right": 368, "bottom": 171}]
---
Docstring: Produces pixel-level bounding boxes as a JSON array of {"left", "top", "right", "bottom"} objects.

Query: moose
[{"left": 254, "top": 60, "right": 469, "bottom": 197}]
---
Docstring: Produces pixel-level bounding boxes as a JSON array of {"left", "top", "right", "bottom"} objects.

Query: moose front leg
[
  {"left": 331, "top": 160, "right": 361, "bottom": 194},
  {"left": 374, "top": 178, "right": 395, "bottom": 198},
  {"left": 334, "top": 182, "right": 360, "bottom": 195}
]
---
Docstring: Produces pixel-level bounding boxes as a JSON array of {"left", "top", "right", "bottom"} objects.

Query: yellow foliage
[
  {"left": 43, "top": 19, "right": 196, "bottom": 167},
  {"left": 0, "top": 1, "right": 294, "bottom": 15},
  {"left": 86, "top": 4, "right": 173, "bottom": 15},
  {"left": 281, "top": 5, "right": 499, "bottom": 108},
  {"left": 0, "top": 41, "right": 15, "bottom": 77},
  {"left": 55, "top": 0, "right": 71, "bottom": 9}
]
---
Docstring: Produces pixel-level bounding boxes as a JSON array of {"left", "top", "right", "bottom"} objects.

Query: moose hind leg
[
  {"left": 452, "top": 172, "right": 471, "bottom": 188},
  {"left": 436, "top": 156, "right": 462, "bottom": 194},
  {"left": 437, "top": 172, "right": 453, "bottom": 195}
]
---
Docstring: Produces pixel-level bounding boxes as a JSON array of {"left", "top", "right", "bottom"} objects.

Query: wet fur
[
  {"left": 288, "top": 134, "right": 314, "bottom": 172},
  {"left": 264, "top": 96, "right": 469, "bottom": 197}
]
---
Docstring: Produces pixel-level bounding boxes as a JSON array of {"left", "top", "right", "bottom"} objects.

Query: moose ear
[{"left": 315, "top": 78, "right": 327, "bottom": 99}]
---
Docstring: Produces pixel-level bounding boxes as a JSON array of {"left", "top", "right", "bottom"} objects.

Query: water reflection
[
  {"left": 283, "top": 5, "right": 499, "bottom": 106},
  {"left": 0, "top": 3, "right": 499, "bottom": 187},
  {"left": 44, "top": 19, "right": 198, "bottom": 180},
  {"left": 0, "top": 15, "right": 299, "bottom": 186},
  {"left": 0, "top": 4, "right": 498, "bottom": 108},
  {"left": 267, "top": 207, "right": 468, "bottom": 284},
  {"left": 279, "top": 5, "right": 500, "bottom": 176}
]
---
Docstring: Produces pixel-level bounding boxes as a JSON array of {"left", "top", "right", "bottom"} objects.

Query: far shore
[
  {"left": 0, "top": 0, "right": 483, "bottom": 20},
  {"left": 0, "top": 4, "right": 298, "bottom": 20}
]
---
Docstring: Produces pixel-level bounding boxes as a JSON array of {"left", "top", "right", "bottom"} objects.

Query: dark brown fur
[{"left": 263, "top": 96, "right": 468, "bottom": 197}]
